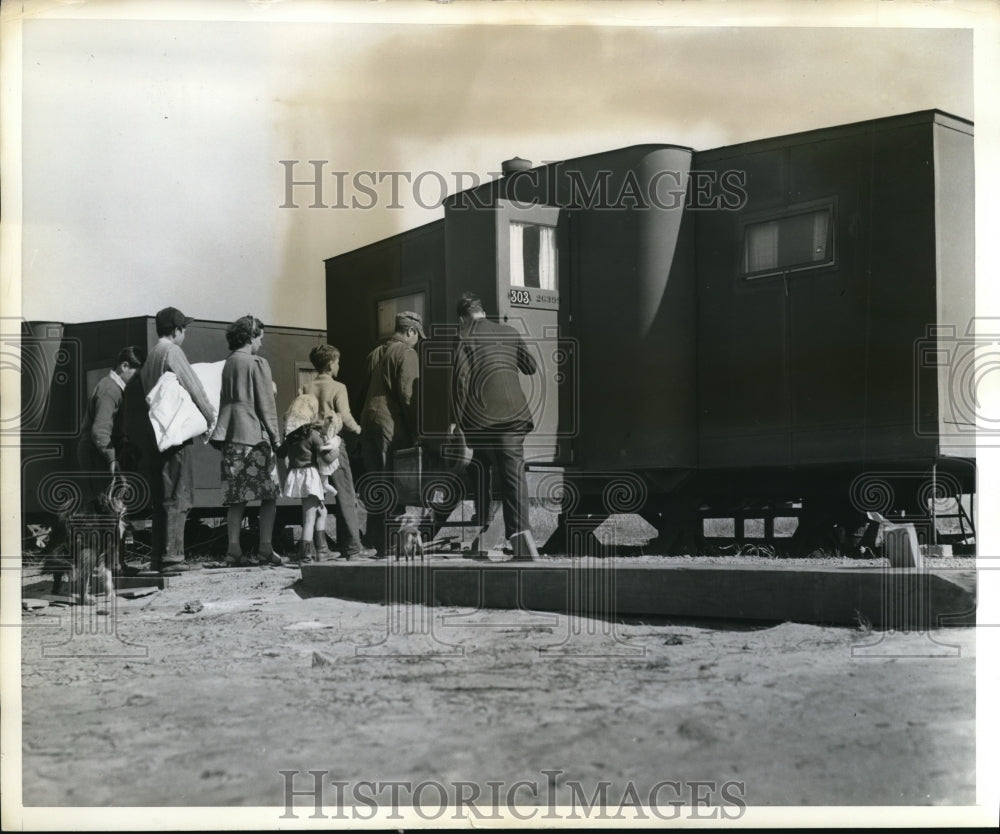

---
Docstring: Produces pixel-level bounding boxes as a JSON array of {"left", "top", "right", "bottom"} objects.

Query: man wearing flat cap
[
  {"left": 140, "top": 306, "right": 216, "bottom": 573},
  {"left": 358, "top": 310, "right": 424, "bottom": 557}
]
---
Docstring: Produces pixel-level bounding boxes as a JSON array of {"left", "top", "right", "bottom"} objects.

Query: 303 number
[{"left": 509, "top": 289, "right": 531, "bottom": 305}]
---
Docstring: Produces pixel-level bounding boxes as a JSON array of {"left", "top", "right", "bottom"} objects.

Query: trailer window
[
  {"left": 510, "top": 222, "right": 557, "bottom": 291},
  {"left": 377, "top": 291, "right": 428, "bottom": 340},
  {"left": 741, "top": 206, "right": 833, "bottom": 277}
]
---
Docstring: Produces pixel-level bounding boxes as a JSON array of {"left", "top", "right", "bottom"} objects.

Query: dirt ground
[{"left": 16, "top": 551, "right": 976, "bottom": 815}]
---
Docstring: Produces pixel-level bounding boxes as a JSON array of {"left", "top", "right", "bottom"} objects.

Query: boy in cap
[
  {"left": 140, "top": 306, "right": 216, "bottom": 573},
  {"left": 358, "top": 310, "right": 424, "bottom": 557}
]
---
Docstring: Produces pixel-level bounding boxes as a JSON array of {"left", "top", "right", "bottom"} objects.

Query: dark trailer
[
  {"left": 324, "top": 110, "right": 974, "bottom": 554},
  {"left": 692, "top": 110, "right": 974, "bottom": 548},
  {"left": 21, "top": 316, "right": 326, "bottom": 519}
]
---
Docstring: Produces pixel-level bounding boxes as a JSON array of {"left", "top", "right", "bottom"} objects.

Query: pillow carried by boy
[{"left": 145, "top": 361, "right": 225, "bottom": 451}]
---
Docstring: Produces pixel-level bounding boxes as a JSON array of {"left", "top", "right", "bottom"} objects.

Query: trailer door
[{"left": 494, "top": 199, "right": 566, "bottom": 463}]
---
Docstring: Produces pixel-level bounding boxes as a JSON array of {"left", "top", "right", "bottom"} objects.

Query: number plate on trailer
[{"left": 509, "top": 288, "right": 559, "bottom": 308}]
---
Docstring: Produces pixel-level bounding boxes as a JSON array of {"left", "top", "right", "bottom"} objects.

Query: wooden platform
[{"left": 300, "top": 559, "right": 976, "bottom": 629}]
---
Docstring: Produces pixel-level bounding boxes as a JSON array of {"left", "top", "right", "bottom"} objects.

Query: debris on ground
[
  {"left": 17, "top": 553, "right": 976, "bottom": 808},
  {"left": 311, "top": 651, "right": 333, "bottom": 667},
  {"left": 118, "top": 588, "right": 159, "bottom": 600}
]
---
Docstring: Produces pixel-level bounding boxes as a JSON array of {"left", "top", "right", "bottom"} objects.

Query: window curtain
[
  {"left": 745, "top": 221, "right": 779, "bottom": 272},
  {"left": 509, "top": 222, "right": 525, "bottom": 287},
  {"left": 538, "top": 226, "right": 556, "bottom": 290},
  {"left": 510, "top": 221, "right": 557, "bottom": 290},
  {"left": 744, "top": 209, "right": 830, "bottom": 274},
  {"left": 810, "top": 211, "right": 830, "bottom": 262}
]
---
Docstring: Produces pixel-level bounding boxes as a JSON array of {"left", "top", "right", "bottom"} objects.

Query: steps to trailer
[{"left": 300, "top": 558, "right": 975, "bottom": 631}]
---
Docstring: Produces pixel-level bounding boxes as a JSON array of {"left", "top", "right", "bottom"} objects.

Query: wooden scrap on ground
[{"left": 117, "top": 587, "right": 159, "bottom": 599}]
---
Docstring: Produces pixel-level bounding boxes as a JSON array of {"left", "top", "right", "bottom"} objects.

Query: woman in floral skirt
[{"left": 210, "top": 315, "right": 284, "bottom": 565}]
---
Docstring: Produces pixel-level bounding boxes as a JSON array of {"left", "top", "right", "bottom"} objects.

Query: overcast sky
[{"left": 13, "top": 13, "right": 976, "bottom": 329}]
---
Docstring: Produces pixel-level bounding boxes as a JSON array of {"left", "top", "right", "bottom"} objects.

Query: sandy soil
[{"left": 17, "top": 555, "right": 975, "bottom": 814}]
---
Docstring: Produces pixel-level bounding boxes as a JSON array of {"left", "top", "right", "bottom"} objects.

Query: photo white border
[{"left": 2, "top": 0, "right": 997, "bottom": 829}]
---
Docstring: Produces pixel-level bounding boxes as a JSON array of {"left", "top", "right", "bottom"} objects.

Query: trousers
[
  {"left": 465, "top": 428, "right": 530, "bottom": 541},
  {"left": 359, "top": 427, "right": 409, "bottom": 555},
  {"left": 150, "top": 440, "right": 195, "bottom": 565},
  {"left": 328, "top": 440, "right": 364, "bottom": 555}
]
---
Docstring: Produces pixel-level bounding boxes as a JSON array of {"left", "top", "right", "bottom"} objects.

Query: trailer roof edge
[
  {"left": 322, "top": 218, "right": 444, "bottom": 264},
  {"left": 440, "top": 142, "right": 697, "bottom": 208},
  {"left": 696, "top": 109, "right": 973, "bottom": 162}
]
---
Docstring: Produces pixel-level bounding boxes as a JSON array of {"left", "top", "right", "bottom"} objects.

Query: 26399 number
[{"left": 509, "top": 289, "right": 532, "bottom": 305}]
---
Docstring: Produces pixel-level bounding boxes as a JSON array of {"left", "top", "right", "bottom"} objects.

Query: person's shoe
[
  {"left": 224, "top": 546, "right": 243, "bottom": 567},
  {"left": 314, "top": 529, "right": 333, "bottom": 561},
  {"left": 509, "top": 530, "right": 540, "bottom": 562},
  {"left": 257, "top": 544, "right": 286, "bottom": 567},
  {"left": 290, "top": 540, "right": 315, "bottom": 564},
  {"left": 465, "top": 550, "right": 491, "bottom": 561},
  {"left": 160, "top": 560, "right": 201, "bottom": 574},
  {"left": 340, "top": 546, "right": 377, "bottom": 561}
]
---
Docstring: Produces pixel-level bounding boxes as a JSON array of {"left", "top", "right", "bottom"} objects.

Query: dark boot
[
  {"left": 314, "top": 528, "right": 332, "bottom": 561},
  {"left": 292, "top": 539, "right": 311, "bottom": 563},
  {"left": 299, "top": 540, "right": 315, "bottom": 564}
]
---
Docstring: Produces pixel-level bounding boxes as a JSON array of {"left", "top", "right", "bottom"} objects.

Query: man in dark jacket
[
  {"left": 359, "top": 311, "right": 424, "bottom": 557},
  {"left": 451, "top": 291, "right": 538, "bottom": 559}
]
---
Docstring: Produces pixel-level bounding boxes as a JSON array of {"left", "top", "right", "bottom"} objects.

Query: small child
[
  {"left": 316, "top": 412, "right": 343, "bottom": 499},
  {"left": 282, "top": 393, "right": 340, "bottom": 564}
]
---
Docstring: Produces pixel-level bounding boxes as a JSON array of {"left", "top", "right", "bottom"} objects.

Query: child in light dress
[{"left": 282, "top": 393, "right": 339, "bottom": 563}]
